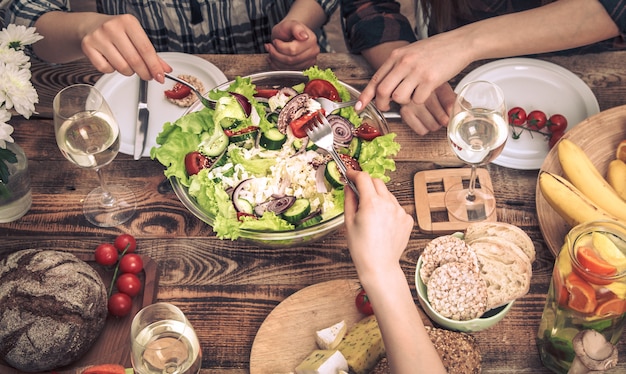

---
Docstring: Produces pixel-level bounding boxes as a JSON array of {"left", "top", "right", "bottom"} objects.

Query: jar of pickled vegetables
[{"left": 537, "top": 220, "right": 626, "bottom": 373}]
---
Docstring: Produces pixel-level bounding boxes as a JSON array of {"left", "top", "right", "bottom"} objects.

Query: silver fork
[
  {"left": 306, "top": 113, "right": 359, "bottom": 197},
  {"left": 315, "top": 97, "right": 358, "bottom": 115},
  {"left": 164, "top": 73, "right": 216, "bottom": 109}
]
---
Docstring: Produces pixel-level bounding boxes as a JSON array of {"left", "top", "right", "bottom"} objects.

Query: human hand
[
  {"left": 80, "top": 14, "right": 171, "bottom": 83},
  {"left": 344, "top": 169, "right": 414, "bottom": 278},
  {"left": 356, "top": 33, "right": 469, "bottom": 111},
  {"left": 399, "top": 83, "right": 456, "bottom": 135},
  {"left": 266, "top": 20, "right": 319, "bottom": 70}
]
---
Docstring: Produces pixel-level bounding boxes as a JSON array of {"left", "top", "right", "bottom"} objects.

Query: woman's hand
[{"left": 266, "top": 20, "right": 319, "bottom": 70}]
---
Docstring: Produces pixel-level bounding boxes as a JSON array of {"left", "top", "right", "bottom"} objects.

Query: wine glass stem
[
  {"left": 466, "top": 165, "right": 477, "bottom": 202},
  {"left": 95, "top": 168, "right": 115, "bottom": 207}
]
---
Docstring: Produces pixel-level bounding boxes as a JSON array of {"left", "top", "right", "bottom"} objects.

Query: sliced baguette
[
  {"left": 470, "top": 237, "right": 532, "bottom": 308},
  {"left": 465, "top": 222, "right": 536, "bottom": 263}
]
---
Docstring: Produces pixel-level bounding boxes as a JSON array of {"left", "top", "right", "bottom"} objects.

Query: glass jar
[
  {"left": 537, "top": 220, "right": 626, "bottom": 373},
  {"left": 0, "top": 142, "right": 32, "bottom": 223}
]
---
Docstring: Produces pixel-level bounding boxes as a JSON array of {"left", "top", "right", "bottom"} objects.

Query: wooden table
[{"left": 2, "top": 52, "right": 626, "bottom": 373}]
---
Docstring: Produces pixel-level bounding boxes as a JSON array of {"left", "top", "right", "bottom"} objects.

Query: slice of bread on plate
[
  {"left": 470, "top": 237, "right": 532, "bottom": 309},
  {"left": 465, "top": 222, "right": 536, "bottom": 263}
]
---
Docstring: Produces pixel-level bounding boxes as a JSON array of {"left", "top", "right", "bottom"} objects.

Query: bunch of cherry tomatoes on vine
[
  {"left": 507, "top": 106, "right": 568, "bottom": 148},
  {"left": 94, "top": 233, "right": 143, "bottom": 317}
]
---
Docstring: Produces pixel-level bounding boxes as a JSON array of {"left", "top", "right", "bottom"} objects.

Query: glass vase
[{"left": 0, "top": 142, "right": 32, "bottom": 222}]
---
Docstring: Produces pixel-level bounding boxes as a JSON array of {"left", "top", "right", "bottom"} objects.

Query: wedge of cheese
[
  {"left": 336, "top": 314, "right": 385, "bottom": 374},
  {"left": 295, "top": 349, "right": 348, "bottom": 374},
  {"left": 315, "top": 320, "right": 347, "bottom": 350}
]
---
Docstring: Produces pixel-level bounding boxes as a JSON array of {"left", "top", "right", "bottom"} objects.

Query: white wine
[
  {"left": 132, "top": 319, "right": 202, "bottom": 374},
  {"left": 56, "top": 111, "right": 119, "bottom": 169},
  {"left": 448, "top": 109, "right": 508, "bottom": 165}
]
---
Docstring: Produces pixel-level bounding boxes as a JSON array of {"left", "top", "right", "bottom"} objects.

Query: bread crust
[
  {"left": 465, "top": 222, "right": 536, "bottom": 263},
  {"left": 0, "top": 250, "right": 107, "bottom": 372}
]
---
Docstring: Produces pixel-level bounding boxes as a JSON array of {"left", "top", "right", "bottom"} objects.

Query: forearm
[
  {"left": 456, "top": 0, "right": 619, "bottom": 62},
  {"left": 285, "top": 0, "right": 327, "bottom": 30},
  {"left": 32, "top": 11, "right": 110, "bottom": 63},
  {"left": 360, "top": 268, "right": 446, "bottom": 374}
]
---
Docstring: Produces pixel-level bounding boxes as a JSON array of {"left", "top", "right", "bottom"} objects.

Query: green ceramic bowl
[{"left": 415, "top": 256, "right": 514, "bottom": 332}]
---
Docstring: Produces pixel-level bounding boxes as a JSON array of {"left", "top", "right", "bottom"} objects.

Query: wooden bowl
[{"left": 536, "top": 105, "right": 626, "bottom": 257}]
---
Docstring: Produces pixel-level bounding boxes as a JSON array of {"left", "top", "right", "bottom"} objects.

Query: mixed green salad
[{"left": 151, "top": 67, "right": 400, "bottom": 239}]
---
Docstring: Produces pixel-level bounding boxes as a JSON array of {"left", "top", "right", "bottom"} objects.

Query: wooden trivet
[{"left": 414, "top": 168, "right": 497, "bottom": 234}]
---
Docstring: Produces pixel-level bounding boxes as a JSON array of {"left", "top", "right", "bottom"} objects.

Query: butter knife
[{"left": 134, "top": 79, "right": 149, "bottom": 160}]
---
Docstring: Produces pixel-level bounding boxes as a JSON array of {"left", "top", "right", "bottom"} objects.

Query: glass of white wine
[
  {"left": 53, "top": 84, "right": 136, "bottom": 227},
  {"left": 131, "top": 302, "right": 202, "bottom": 374},
  {"left": 445, "top": 80, "right": 508, "bottom": 221}
]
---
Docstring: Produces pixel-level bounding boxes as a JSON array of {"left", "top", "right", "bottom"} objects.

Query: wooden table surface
[{"left": 2, "top": 51, "right": 626, "bottom": 373}]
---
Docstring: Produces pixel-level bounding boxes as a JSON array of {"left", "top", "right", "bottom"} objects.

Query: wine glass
[
  {"left": 53, "top": 84, "right": 136, "bottom": 227},
  {"left": 445, "top": 80, "right": 508, "bottom": 221},
  {"left": 131, "top": 303, "right": 202, "bottom": 374}
]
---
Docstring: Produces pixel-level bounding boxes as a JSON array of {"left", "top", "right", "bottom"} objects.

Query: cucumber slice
[
  {"left": 297, "top": 214, "right": 323, "bottom": 228},
  {"left": 324, "top": 161, "right": 344, "bottom": 188},
  {"left": 345, "top": 136, "right": 362, "bottom": 159},
  {"left": 260, "top": 128, "right": 287, "bottom": 150},
  {"left": 292, "top": 138, "right": 318, "bottom": 152},
  {"left": 282, "top": 199, "right": 311, "bottom": 224},
  {"left": 236, "top": 198, "right": 254, "bottom": 214},
  {"left": 200, "top": 126, "right": 229, "bottom": 157}
]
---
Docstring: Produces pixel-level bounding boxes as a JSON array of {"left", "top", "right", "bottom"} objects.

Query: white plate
[
  {"left": 456, "top": 58, "right": 599, "bottom": 170},
  {"left": 94, "top": 52, "right": 228, "bottom": 158}
]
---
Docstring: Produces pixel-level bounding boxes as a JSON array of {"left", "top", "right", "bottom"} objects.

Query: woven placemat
[{"left": 414, "top": 168, "right": 497, "bottom": 234}]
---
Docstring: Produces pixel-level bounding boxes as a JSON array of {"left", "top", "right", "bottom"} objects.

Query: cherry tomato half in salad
[
  {"left": 548, "top": 114, "right": 568, "bottom": 133},
  {"left": 339, "top": 154, "right": 361, "bottom": 171},
  {"left": 355, "top": 288, "right": 374, "bottom": 315},
  {"left": 507, "top": 107, "right": 527, "bottom": 126},
  {"left": 114, "top": 233, "right": 136, "bottom": 253},
  {"left": 185, "top": 151, "right": 212, "bottom": 176},
  {"left": 164, "top": 83, "right": 192, "bottom": 100},
  {"left": 526, "top": 110, "right": 547, "bottom": 130},
  {"left": 304, "top": 79, "right": 340, "bottom": 101},
  {"left": 254, "top": 88, "right": 280, "bottom": 99},
  {"left": 354, "top": 123, "right": 382, "bottom": 141},
  {"left": 289, "top": 110, "right": 323, "bottom": 138}
]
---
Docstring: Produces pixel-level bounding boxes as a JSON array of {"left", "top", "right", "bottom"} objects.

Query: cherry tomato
[
  {"left": 355, "top": 288, "right": 374, "bottom": 315},
  {"left": 116, "top": 273, "right": 142, "bottom": 297},
  {"left": 164, "top": 83, "right": 192, "bottom": 100},
  {"left": 339, "top": 154, "right": 362, "bottom": 171},
  {"left": 303, "top": 79, "right": 340, "bottom": 101},
  {"left": 185, "top": 151, "right": 212, "bottom": 176},
  {"left": 549, "top": 130, "right": 565, "bottom": 149},
  {"left": 108, "top": 292, "right": 133, "bottom": 317},
  {"left": 237, "top": 212, "right": 257, "bottom": 221},
  {"left": 354, "top": 123, "right": 382, "bottom": 141},
  {"left": 254, "top": 88, "right": 280, "bottom": 98},
  {"left": 289, "top": 110, "right": 323, "bottom": 138},
  {"left": 114, "top": 233, "right": 136, "bottom": 253},
  {"left": 94, "top": 243, "right": 118, "bottom": 266},
  {"left": 548, "top": 114, "right": 568, "bottom": 133},
  {"left": 119, "top": 253, "right": 144, "bottom": 274},
  {"left": 526, "top": 110, "right": 547, "bottom": 130},
  {"left": 224, "top": 125, "right": 259, "bottom": 137},
  {"left": 507, "top": 107, "right": 527, "bottom": 126}
]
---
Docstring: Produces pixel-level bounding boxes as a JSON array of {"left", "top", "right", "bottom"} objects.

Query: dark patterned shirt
[
  {"left": 5, "top": 0, "right": 339, "bottom": 55},
  {"left": 341, "top": 0, "right": 626, "bottom": 54}
]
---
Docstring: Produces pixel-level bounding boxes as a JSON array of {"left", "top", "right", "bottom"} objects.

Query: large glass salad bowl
[{"left": 153, "top": 69, "right": 396, "bottom": 247}]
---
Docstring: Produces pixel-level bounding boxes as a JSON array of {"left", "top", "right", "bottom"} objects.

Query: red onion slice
[
  {"left": 231, "top": 178, "right": 253, "bottom": 212},
  {"left": 254, "top": 196, "right": 296, "bottom": 216},
  {"left": 327, "top": 114, "right": 354, "bottom": 147},
  {"left": 230, "top": 92, "right": 252, "bottom": 117},
  {"left": 315, "top": 165, "right": 328, "bottom": 193}
]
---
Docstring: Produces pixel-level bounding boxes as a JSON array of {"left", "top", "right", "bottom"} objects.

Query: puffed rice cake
[
  {"left": 420, "top": 235, "right": 479, "bottom": 285},
  {"left": 427, "top": 262, "right": 488, "bottom": 321}
]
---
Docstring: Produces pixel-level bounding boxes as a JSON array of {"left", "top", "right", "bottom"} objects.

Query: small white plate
[
  {"left": 94, "top": 52, "right": 228, "bottom": 158},
  {"left": 457, "top": 58, "right": 599, "bottom": 170}
]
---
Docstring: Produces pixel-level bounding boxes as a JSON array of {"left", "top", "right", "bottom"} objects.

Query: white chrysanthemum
[
  {"left": 0, "top": 114, "right": 14, "bottom": 149},
  {"left": 0, "top": 24, "right": 43, "bottom": 50},
  {"left": 0, "top": 62, "right": 38, "bottom": 118},
  {"left": 0, "top": 47, "right": 30, "bottom": 68}
]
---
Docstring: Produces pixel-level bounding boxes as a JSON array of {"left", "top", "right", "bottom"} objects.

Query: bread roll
[
  {"left": 465, "top": 222, "right": 536, "bottom": 262},
  {"left": 470, "top": 238, "right": 532, "bottom": 308},
  {"left": 0, "top": 250, "right": 108, "bottom": 372}
]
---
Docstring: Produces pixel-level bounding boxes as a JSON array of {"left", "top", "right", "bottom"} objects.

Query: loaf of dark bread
[{"left": 0, "top": 249, "right": 108, "bottom": 372}]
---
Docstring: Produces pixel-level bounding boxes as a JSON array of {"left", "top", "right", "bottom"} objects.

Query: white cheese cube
[
  {"left": 315, "top": 320, "right": 347, "bottom": 350},
  {"left": 295, "top": 349, "right": 348, "bottom": 374}
]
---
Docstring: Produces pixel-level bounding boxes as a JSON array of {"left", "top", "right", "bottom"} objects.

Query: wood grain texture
[{"left": 2, "top": 52, "right": 626, "bottom": 373}]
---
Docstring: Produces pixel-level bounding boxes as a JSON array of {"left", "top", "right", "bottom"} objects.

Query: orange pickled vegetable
[{"left": 595, "top": 297, "right": 626, "bottom": 316}]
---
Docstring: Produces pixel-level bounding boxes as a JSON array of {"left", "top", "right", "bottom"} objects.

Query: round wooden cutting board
[{"left": 537, "top": 104, "right": 626, "bottom": 257}]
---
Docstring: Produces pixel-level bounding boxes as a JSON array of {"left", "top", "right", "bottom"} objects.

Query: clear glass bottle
[
  {"left": 0, "top": 142, "right": 32, "bottom": 222},
  {"left": 537, "top": 220, "right": 626, "bottom": 373}
]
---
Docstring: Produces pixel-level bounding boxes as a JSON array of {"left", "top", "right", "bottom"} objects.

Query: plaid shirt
[
  {"left": 341, "top": 0, "right": 626, "bottom": 54},
  {"left": 5, "top": 0, "right": 338, "bottom": 54}
]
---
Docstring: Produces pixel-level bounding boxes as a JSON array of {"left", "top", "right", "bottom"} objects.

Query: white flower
[
  {"left": 0, "top": 115, "right": 14, "bottom": 149},
  {"left": 0, "top": 24, "right": 43, "bottom": 50}
]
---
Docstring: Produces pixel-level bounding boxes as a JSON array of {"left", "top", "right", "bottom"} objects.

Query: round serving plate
[{"left": 536, "top": 104, "right": 626, "bottom": 257}]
